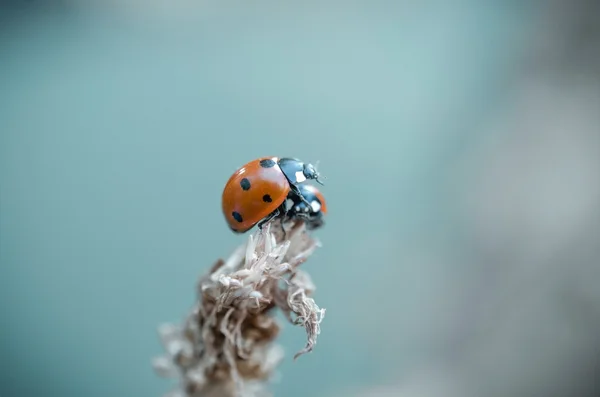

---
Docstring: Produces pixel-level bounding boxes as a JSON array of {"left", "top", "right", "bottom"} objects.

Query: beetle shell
[{"left": 222, "top": 156, "right": 289, "bottom": 233}]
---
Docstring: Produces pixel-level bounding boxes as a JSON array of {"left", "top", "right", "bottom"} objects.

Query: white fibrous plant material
[{"left": 153, "top": 221, "right": 326, "bottom": 397}]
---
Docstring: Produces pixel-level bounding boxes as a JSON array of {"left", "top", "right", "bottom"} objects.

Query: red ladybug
[
  {"left": 222, "top": 157, "right": 323, "bottom": 233},
  {"left": 285, "top": 183, "right": 327, "bottom": 230}
]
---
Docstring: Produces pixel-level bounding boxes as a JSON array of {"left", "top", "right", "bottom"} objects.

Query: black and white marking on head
[
  {"left": 277, "top": 158, "right": 305, "bottom": 184},
  {"left": 262, "top": 194, "right": 272, "bottom": 203},
  {"left": 240, "top": 178, "right": 251, "bottom": 190},
  {"left": 303, "top": 162, "right": 323, "bottom": 185},
  {"left": 294, "top": 171, "right": 307, "bottom": 183},
  {"left": 232, "top": 211, "right": 243, "bottom": 223},
  {"left": 259, "top": 159, "right": 276, "bottom": 168}
]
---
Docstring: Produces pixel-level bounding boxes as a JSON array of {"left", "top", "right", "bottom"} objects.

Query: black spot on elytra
[
  {"left": 259, "top": 159, "right": 276, "bottom": 168},
  {"left": 232, "top": 211, "right": 243, "bottom": 223},
  {"left": 262, "top": 194, "right": 272, "bottom": 203},
  {"left": 240, "top": 178, "right": 251, "bottom": 190}
]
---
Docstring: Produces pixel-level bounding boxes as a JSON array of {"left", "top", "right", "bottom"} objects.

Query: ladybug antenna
[{"left": 314, "top": 160, "right": 326, "bottom": 185}]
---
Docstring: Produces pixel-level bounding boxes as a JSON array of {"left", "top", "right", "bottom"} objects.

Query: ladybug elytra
[{"left": 221, "top": 156, "right": 324, "bottom": 233}]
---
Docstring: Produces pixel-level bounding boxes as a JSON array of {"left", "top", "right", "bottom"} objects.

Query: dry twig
[{"left": 152, "top": 220, "right": 326, "bottom": 397}]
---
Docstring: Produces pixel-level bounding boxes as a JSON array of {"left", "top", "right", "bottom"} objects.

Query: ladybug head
[{"left": 303, "top": 161, "right": 325, "bottom": 185}]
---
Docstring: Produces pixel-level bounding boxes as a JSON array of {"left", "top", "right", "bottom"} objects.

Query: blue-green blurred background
[{"left": 2, "top": 1, "right": 599, "bottom": 397}]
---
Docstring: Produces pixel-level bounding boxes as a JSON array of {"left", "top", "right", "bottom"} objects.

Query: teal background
[{"left": 2, "top": 2, "right": 599, "bottom": 397}]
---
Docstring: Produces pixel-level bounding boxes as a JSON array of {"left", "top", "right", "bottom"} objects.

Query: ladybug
[
  {"left": 284, "top": 183, "right": 327, "bottom": 230},
  {"left": 222, "top": 156, "right": 323, "bottom": 233}
]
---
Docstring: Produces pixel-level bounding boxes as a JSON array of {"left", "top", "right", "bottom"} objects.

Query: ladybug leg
[
  {"left": 277, "top": 202, "right": 289, "bottom": 240},
  {"left": 291, "top": 211, "right": 311, "bottom": 220},
  {"left": 257, "top": 203, "right": 286, "bottom": 231},
  {"left": 257, "top": 209, "right": 279, "bottom": 230},
  {"left": 279, "top": 216, "right": 288, "bottom": 240},
  {"left": 289, "top": 184, "right": 312, "bottom": 207}
]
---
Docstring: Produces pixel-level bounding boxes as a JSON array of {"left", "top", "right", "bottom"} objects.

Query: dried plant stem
[{"left": 153, "top": 220, "right": 326, "bottom": 397}]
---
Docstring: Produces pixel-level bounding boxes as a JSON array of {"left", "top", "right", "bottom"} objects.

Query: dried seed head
[{"left": 153, "top": 220, "right": 326, "bottom": 397}]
